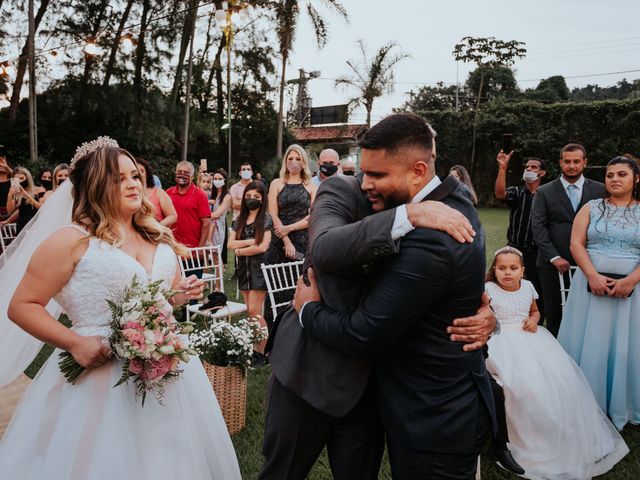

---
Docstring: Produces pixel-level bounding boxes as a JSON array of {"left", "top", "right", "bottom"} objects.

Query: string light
[
  {"left": 83, "top": 36, "right": 102, "bottom": 56},
  {"left": 0, "top": 61, "right": 14, "bottom": 78},
  {"left": 120, "top": 32, "right": 137, "bottom": 54}
]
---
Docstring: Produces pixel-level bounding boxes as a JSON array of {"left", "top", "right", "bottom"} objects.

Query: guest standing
[
  {"left": 209, "top": 169, "right": 232, "bottom": 250},
  {"left": 6, "top": 167, "right": 41, "bottom": 233},
  {"left": 229, "top": 162, "right": 254, "bottom": 220},
  {"left": 166, "top": 161, "right": 211, "bottom": 248},
  {"left": 531, "top": 144, "right": 605, "bottom": 336},
  {"left": 0, "top": 158, "right": 13, "bottom": 222},
  {"left": 449, "top": 165, "right": 478, "bottom": 205},
  {"left": 495, "top": 151, "right": 547, "bottom": 322},
  {"left": 136, "top": 157, "right": 177, "bottom": 227},
  {"left": 311, "top": 149, "right": 340, "bottom": 186},
  {"left": 40, "top": 163, "right": 70, "bottom": 204},
  {"left": 558, "top": 156, "right": 640, "bottom": 430}
]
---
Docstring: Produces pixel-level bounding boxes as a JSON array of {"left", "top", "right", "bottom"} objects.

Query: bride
[{"left": 0, "top": 138, "right": 241, "bottom": 479}]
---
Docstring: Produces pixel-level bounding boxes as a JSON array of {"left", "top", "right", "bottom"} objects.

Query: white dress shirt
[{"left": 550, "top": 175, "right": 585, "bottom": 264}]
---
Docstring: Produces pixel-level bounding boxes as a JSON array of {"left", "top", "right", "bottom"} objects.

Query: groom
[{"left": 295, "top": 113, "right": 496, "bottom": 479}]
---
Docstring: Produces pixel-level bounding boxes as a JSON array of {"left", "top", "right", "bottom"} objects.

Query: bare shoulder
[{"left": 34, "top": 226, "right": 89, "bottom": 264}]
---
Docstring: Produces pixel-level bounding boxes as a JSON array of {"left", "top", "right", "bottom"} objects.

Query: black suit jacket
[
  {"left": 531, "top": 177, "right": 605, "bottom": 267},
  {"left": 268, "top": 174, "right": 399, "bottom": 417},
  {"left": 303, "top": 177, "right": 496, "bottom": 454}
]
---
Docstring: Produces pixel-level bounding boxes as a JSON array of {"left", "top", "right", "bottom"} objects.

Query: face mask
[
  {"left": 20, "top": 180, "right": 29, "bottom": 189},
  {"left": 40, "top": 179, "right": 53, "bottom": 190},
  {"left": 175, "top": 174, "right": 191, "bottom": 186},
  {"left": 213, "top": 179, "right": 225, "bottom": 189},
  {"left": 522, "top": 171, "right": 539, "bottom": 183},
  {"left": 240, "top": 170, "right": 252, "bottom": 180},
  {"left": 245, "top": 198, "right": 262, "bottom": 211},
  {"left": 287, "top": 161, "right": 302, "bottom": 175},
  {"left": 342, "top": 170, "right": 355, "bottom": 176},
  {"left": 319, "top": 163, "right": 338, "bottom": 177}
]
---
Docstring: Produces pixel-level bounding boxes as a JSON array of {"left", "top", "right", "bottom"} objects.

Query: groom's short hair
[{"left": 358, "top": 113, "right": 437, "bottom": 153}]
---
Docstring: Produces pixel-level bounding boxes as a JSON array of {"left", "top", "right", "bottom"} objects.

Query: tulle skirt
[
  {"left": 0, "top": 351, "right": 241, "bottom": 479},
  {"left": 558, "top": 254, "right": 640, "bottom": 430},
  {"left": 487, "top": 325, "right": 628, "bottom": 480}
]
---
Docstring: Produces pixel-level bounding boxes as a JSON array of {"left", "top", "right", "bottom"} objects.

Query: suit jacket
[
  {"left": 531, "top": 177, "right": 605, "bottom": 267},
  {"left": 303, "top": 177, "right": 497, "bottom": 454},
  {"left": 268, "top": 174, "right": 399, "bottom": 417}
]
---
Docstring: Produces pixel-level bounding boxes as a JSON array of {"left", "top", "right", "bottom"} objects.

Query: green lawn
[{"left": 25, "top": 208, "right": 639, "bottom": 479}]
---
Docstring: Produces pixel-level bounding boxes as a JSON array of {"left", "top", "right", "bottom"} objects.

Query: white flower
[{"left": 158, "top": 345, "right": 175, "bottom": 355}]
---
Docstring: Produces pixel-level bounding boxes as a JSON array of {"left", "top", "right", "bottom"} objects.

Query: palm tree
[
  {"left": 334, "top": 40, "right": 408, "bottom": 128},
  {"left": 272, "top": 0, "right": 348, "bottom": 158}
]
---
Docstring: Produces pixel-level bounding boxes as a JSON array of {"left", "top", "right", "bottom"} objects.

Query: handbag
[
  {"left": 198, "top": 291, "right": 229, "bottom": 310},
  {"left": 587, "top": 272, "right": 633, "bottom": 296}
]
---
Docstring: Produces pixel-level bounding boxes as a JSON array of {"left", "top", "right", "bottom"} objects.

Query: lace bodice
[
  {"left": 587, "top": 199, "right": 640, "bottom": 261},
  {"left": 54, "top": 229, "right": 178, "bottom": 337},
  {"left": 486, "top": 280, "right": 538, "bottom": 326}
]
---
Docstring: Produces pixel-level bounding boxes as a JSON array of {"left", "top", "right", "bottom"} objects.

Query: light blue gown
[{"left": 558, "top": 199, "right": 640, "bottom": 430}]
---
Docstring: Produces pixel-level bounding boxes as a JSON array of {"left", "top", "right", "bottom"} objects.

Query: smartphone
[
  {"left": 200, "top": 158, "right": 208, "bottom": 172},
  {"left": 502, "top": 134, "right": 513, "bottom": 153},
  {"left": 10, "top": 177, "right": 20, "bottom": 189}
]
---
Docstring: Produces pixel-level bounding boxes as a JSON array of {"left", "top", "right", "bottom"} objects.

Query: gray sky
[{"left": 286, "top": 0, "right": 640, "bottom": 125}]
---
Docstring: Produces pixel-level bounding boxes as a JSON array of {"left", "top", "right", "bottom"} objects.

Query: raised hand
[{"left": 496, "top": 149, "right": 513, "bottom": 169}]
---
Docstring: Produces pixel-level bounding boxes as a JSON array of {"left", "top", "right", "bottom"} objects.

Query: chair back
[
  {"left": 261, "top": 260, "right": 304, "bottom": 319},
  {"left": 0, "top": 223, "right": 17, "bottom": 252},
  {"left": 180, "top": 245, "right": 224, "bottom": 292},
  {"left": 559, "top": 266, "right": 579, "bottom": 313}
]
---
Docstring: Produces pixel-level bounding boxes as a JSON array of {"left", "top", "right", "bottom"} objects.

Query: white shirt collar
[
  {"left": 411, "top": 175, "right": 442, "bottom": 204},
  {"left": 560, "top": 174, "right": 585, "bottom": 191}
]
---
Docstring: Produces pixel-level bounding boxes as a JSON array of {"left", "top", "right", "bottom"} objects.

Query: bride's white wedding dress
[{"left": 0, "top": 229, "right": 241, "bottom": 479}]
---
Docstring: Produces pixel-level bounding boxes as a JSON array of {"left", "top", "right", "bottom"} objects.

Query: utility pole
[
  {"left": 455, "top": 60, "right": 459, "bottom": 111},
  {"left": 181, "top": 14, "right": 196, "bottom": 162},
  {"left": 287, "top": 68, "right": 320, "bottom": 127},
  {"left": 28, "top": 0, "right": 38, "bottom": 162}
]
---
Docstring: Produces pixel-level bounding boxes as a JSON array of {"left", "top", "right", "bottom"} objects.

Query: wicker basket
[{"left": 202, "top": 362, "right": 247, "bottom": 435}]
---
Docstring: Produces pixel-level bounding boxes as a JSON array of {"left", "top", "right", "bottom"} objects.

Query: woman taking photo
[
  {"left": 5, "top": 166, "right": 41, "bottom": 233},
  {"left": 135, "top": 157, "right": 177, "bottom": 227},
  {"left": 559, "top": 156, "right": 640, "bottom": 430}
]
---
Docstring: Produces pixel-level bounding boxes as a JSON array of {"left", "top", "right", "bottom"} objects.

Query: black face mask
[
  {"left": 20, "top": 180, "right": 29, "bottom": 189},
  {"left": 245, "top": 198, "right": 262, "bottom": 211},
  {"left": 342, "top": 170, "right": 355, "bottom": 176},
  {"left": 40, "top": 179, "right": 53, "bottom": 190},
  {"left": 319, "top": 163, "right": 338, "bottom": 177}
]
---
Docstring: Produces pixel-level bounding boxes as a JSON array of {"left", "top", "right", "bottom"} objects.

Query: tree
[
  {"left": 271, "top": 0, "right": 348, "bottom": 158},
  {"left": 452, "top": 36, "right": 526, "bottom": 173},
  {"left": 465, "top": 65, "right": 519, "bottom": 102},
  {"left": 102, "top": 0, "right": 135, "bottom": 88},
  {"left": 335, "top": 40, "right": 408, "bottom": 127}
]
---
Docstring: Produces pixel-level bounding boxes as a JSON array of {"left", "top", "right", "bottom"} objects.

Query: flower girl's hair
[{"left": 485, "top": 246, "right": 524, "bottom": 283}]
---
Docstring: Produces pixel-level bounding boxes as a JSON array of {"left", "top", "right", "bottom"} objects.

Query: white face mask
[
  {"left": 523, "top": 171, "right": 539, "bottom": 183},
  {"left": 240, "top": 170, "right": 252, "bottom": 180},
  {"left": 213, "top": 179, "right": 225, "bottom": 189}
]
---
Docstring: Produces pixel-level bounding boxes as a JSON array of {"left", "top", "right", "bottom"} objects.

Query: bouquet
[
  {"left": 189, "top": 318, "right": 268, "bottom": 369},
  {"left": 58, "top": 275, "right": 197, "bottom": 405}
]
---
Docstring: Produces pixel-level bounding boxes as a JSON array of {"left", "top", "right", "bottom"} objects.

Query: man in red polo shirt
[{"left": 166, "top": 161, "right": 211, "bottom": 248}]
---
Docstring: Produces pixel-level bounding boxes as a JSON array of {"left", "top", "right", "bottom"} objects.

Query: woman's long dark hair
[
  {"left": 594, "top": 156, "right": 640, "bottom": 230},
  {"left": 135, "top": 157, "right": 156, "bottom": 189},
  {"left": 213, "top": 168, "right": 229, "bottom": 200},
  {"left": 234, "top": 181, "right": 268, "bottom": 244}
]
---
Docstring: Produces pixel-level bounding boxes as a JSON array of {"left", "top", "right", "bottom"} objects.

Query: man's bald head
[{"left": 319, "top": 149, "right": 340, "bottom": 166}]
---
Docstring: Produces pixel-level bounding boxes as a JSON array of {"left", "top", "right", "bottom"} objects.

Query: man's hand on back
[
  {"left": 447, "top": 292, "right": 496, "bottom": 351},
  {"left": 406, "top": 201, "right": 476, "bottom": 244}
]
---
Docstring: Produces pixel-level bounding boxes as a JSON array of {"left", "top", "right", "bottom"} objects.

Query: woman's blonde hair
[
  {"left": 279, "top": 144, "right": 312, "bottom": 184},
  {"left": 52, "top": 163, "right": 70, "bottom": 190},
  {"left": 69, "top": 146, "right": 186, "bottom": 255},
  {"left": 13, "top": 166, "right": 36, "bottom": 206}
]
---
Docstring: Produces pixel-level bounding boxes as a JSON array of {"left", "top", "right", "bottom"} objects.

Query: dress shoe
[{"left": 492, "top": 448, "right": 525, "bottom": 475}]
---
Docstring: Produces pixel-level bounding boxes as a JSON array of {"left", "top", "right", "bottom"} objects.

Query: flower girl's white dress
[
  {"left": 0, "top": 231, "right": 241, "bottom": 479},
  {"left": 486, "top": 280, "right": 628, "bottom": 480}
]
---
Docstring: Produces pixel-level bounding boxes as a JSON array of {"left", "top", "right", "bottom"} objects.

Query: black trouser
[
  {"left": 387, "top": 401, "right": 490, "bottom": 480},
  {"left": 538, "top": 264, "right": 565, "bottom": 336},
  {"left": 259, "top": 376, "right": 384, "bottom": 480},
  {"left": 518, "top": 246, "right": 545, "bottom": 324},
  {"left": 490, "top": 376, "right": 509, "bottom": 447}
]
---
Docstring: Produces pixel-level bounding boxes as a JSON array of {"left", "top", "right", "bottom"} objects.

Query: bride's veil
[{"left": 0, "top": 180, "right": 73, "bottom": 387}]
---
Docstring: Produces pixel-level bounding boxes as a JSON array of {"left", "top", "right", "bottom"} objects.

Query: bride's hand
[{"left": 69, "top": 335, "right": 112, "bottom": 369}]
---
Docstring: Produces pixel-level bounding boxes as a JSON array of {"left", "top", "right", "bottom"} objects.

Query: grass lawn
[{"left": 24, "top": 208, "right": 639, "bottom": 478}]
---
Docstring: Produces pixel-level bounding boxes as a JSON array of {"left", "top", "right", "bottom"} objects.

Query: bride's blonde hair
[{"left": 69, "top": 145, "right": 186, "bottom": 255}]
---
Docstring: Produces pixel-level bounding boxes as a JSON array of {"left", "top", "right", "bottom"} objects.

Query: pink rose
[
  {"left": 142, "top": 356, "right": 172, "bottom": 381},
  {"left": 122, "top": 328, "right": 145, "bottom": 351},
  {"left": 129, "top": 358, "right": 144, "bottom": 376},
  {"left": 124, "top": 321, "right": 144, "bottom": 332},
  {"left": 146, "top": 306, "right": 159, "bottom": 315}
]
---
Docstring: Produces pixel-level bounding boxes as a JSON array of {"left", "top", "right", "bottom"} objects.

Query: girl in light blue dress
[{"left": 559, "top": 156, "right": 640, "bottom": 430}]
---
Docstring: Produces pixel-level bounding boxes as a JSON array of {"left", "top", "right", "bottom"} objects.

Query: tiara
[
  {"left": 494, "top": 246, "right": 523, "bottom": 258},
  {"left": 71, "top": 136, "right": 119, "bottom": 164}
]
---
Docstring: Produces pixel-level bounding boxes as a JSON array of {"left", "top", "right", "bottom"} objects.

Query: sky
[{"left": 285, "top": 0, "right": 640, "bottom": 125}]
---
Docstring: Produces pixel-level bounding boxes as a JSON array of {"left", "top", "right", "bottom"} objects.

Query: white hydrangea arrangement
[{"left": 189, "top": 318, "right": 268, "bottom": 368}]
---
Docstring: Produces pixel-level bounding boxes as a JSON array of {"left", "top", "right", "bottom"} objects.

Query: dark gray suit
[
  {"left": 531, "top": 177, "right": 604, "bottom": 336},
  {"left": 260, "top": 174, "right": 398, "bottom": 479}
]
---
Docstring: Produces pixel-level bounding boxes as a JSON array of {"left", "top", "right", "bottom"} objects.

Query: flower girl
[{"left": 485, "top": 246, "right": 628, "bottom": 479}]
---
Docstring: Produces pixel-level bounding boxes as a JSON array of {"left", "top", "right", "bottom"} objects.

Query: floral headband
[{"left": 494, "top": 246, "right": 523, "bottom": 258}]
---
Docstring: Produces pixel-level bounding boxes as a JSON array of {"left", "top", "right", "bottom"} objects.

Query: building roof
[{"left": 293, "top": 124, "right": 368, "bottom": 143}]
